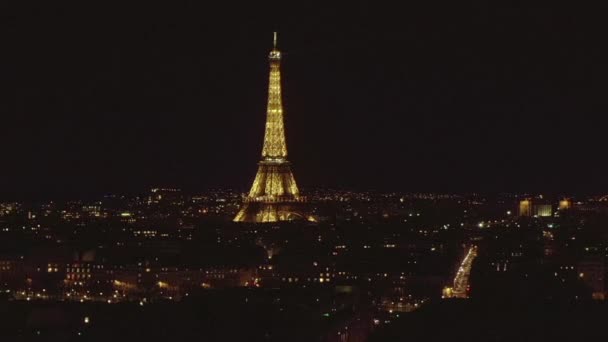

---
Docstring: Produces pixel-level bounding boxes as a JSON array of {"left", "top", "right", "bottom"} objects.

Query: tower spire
[
  {"left": 262, "top": 31, "right": 287, "bottom": 159},
  {"left": 273, "top": 31, "right": 277, "bottom": 48}
]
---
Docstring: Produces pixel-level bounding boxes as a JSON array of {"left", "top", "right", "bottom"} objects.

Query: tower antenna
[{"left": 273, "top": 31, "right": 277, "bottom": 48}]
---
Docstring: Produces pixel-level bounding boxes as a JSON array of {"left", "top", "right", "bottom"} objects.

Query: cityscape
[
  {"left": 2, "top": 2, "right": 608, "bottom": 341},
  {"left": 3, "top": 188, "right": 608, "bottom": 340}
]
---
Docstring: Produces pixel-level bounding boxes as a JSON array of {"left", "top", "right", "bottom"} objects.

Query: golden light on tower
[{"left": 234, "top": 33, "right": 311, "bottom": 223}]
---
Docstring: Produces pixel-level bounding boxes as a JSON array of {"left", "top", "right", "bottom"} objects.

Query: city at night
[{"left": 2, "top": 2, "right": 608, "bottom": 341}]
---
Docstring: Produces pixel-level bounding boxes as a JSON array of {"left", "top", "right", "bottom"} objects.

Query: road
[{"left": 451, "top": 245, "right": 477, "bottom": 298}]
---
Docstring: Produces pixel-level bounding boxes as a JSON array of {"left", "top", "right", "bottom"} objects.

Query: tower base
[{"left": 233, "top": 202, "right": 314, "bottom": 223}]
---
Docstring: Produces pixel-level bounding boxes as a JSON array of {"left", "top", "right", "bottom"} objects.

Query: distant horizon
[{"left": 0, "top": 186, "right": 605, "bottom": 202}]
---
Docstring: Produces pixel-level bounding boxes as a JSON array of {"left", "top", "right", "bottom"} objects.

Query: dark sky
[{"left": 1, "top": 2, "right": 607, "bottom": 199}]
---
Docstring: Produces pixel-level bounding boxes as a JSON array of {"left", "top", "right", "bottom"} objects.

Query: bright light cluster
[{"left": 234, "top": 35, "right": 307, "bottom": 223}]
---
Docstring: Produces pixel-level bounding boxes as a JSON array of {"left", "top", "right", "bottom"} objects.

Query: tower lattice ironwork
[{"left": 234, "top": 33, "right": 311, "bottom": 223}]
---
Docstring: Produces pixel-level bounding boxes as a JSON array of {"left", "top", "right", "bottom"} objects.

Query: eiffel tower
[{"left": 234, "top": 33, "right": 312, "bottom": 223}]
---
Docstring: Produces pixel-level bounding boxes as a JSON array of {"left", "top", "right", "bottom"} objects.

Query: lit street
[{"left": 451, "top": 245, "right": 477, "bottom": 298}]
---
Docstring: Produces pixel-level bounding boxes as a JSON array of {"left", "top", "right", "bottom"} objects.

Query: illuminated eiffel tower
[{"left": 234, "top": 33, "right": 312, "bottom": 223}]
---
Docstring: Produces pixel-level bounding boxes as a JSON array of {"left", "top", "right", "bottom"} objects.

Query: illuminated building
[
  {"left": 578, "top": 258, "right": 606, "bottom": 300},
  {"left": 534, "top": 204, "right": 552, "bottom": 217},
  {"left": 519, "top": 199, "right": 532, "bottom": 217},
  {"left": 148, "top": 188, "right": 181, "bottom": 204},
  {"left": 234, "top": 33, "right": 312, "bottom": 222},
  {"left": 520, "top": 198, "right": 552, "bottom": 217},
  {"left": 559, "top": 198, "right": 572, "bottom": 210}
]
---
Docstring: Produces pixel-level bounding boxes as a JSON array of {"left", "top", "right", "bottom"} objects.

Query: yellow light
[{"left": 233, "top": 34, "right": 310, "bottom": 223}]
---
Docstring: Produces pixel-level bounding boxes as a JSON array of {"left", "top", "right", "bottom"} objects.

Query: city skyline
[
  {"left": 2, "top": 186, "right": 608, "bottom": 340},
  {"left": 1, "top": 3, "right": 607, "bottom": 198}
]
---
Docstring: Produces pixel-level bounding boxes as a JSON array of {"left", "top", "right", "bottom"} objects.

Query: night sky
[{"left": 1, "top": 2, "right": 607, "bottom": 199}]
